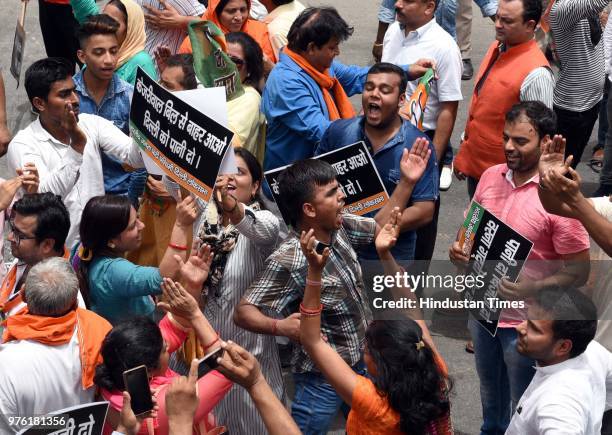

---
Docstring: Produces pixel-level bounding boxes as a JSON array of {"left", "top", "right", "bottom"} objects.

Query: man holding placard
[
  {"left": 316, "top": 62, "right": 438, "bottom": 264},
  {"left": 449, "top": 101, "right": 590, "bottom": 435}
]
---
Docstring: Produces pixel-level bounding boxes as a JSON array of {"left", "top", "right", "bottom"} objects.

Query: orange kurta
[{"left": 454, "top": 39, "right": 549, "bottom": 180}]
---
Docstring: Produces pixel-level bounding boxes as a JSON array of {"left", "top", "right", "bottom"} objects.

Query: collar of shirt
[
  {"left": 73, "top": 69, "right": 129, "bottom": 104},
  {"left": 30, "top": 118, "right": 70, "bottom": 147},
  {"left": 535, "top": 352, "right": 585, "bottom": 375},
  {"left": 502, "top": 167, "right": 540, "bottom": 189},
  {"left": 357, "top": 115, "right": 409, "bottom": 156},
  {"left": 399, "top": 18, "right": 437, "bottom": 42}
]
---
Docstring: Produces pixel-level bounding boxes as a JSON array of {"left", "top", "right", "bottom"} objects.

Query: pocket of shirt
[
  {"left": 320, "top": 275, "right": 346, "bottom": 305},
  {"left": 388, "top": 169, "right": 400, "bottom": 185}
]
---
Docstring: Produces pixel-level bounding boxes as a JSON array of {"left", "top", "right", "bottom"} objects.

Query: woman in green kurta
[{"left": 71, "top": 0, "right": 157, "bottom": 84}]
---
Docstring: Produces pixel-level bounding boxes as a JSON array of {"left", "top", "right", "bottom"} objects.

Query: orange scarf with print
[
  {"left": 284, "top": 47, "right": 356, "bottom": 121},
  {"left": 3, "top": 308, "right": 112, "bottom": 389}
]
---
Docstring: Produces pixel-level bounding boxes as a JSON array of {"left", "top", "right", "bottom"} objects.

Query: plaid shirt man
[{"left": 244, "top": 213, "right": 376, "bottom": 373}]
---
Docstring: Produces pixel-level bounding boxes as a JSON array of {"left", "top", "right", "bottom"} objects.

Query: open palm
[
  {"left": 401, "top": 137, "right": 432, "bottom": 185},
  {"left": 179, "top": 243, "right": 213, "bottom": 290},
  {"left": 375, "top": 207, "right": 400, "bottom": 253},
  {"left": 539, "top": 135, "right": 571, "bottom": 179}
]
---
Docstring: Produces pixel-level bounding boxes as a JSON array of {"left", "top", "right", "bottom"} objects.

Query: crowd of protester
[{"left": 0, "top": 0, "right": 611, "bottom": 434}]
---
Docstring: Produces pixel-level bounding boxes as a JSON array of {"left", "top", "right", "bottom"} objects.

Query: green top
[{"left": 116, "top": 51, "right": 158, "bottom": 85}]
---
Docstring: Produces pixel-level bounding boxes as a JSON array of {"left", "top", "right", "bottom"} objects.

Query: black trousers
[
  {"left": 554, "top": 103, "right": 601, "bottom": 168},
  {"left": 38, "top": 0, "right": 81, "bottom": 71}
]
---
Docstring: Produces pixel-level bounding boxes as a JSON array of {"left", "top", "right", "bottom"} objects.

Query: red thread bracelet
[
  {"left": 299, "top": 303, "right": 323, "bottom": 315},
  {"left": 168, "top": 242, "right": 188, "bottom": 251},
  {"left": 271, "top": 319, "right": 278, "bottom": 336},
  {"left": 203, "top": 334, "right": 220, "bottom": 352}
]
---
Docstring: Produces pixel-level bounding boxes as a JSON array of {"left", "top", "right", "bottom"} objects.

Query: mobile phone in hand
[
  {"left": 123, "top": 365, "right": 153, "bottom": 416},
  {"left": 197, "top": 347, "right": 225, "bottom": 378},
  {"left": 314, "top": 240, "right": 330, "bottom": 255}
]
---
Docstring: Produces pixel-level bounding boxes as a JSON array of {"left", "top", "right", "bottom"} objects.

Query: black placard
[
  {"left": 459, "top": 201, "right": 534, "bottom": 336},
  {"left": 130, "top": 68, "right": 234, "bottom": 201},
  {"left": 18, "top": 401, "right": 109, "bottom": 435},
  {"left": 265, "top": 141, "right": 389, "bottom": 226}
]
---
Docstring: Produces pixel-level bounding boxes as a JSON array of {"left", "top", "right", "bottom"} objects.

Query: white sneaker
[{"left": 440, "top": 164, "right": 453, "bottom": 191}]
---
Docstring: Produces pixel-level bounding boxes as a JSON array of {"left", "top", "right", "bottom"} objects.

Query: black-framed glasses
[
  {"left": 8, "top": 219, "right": 36, "bottom": 246},
  {"left": 229, "top": 55, "right": 245, "bottom": 67}
]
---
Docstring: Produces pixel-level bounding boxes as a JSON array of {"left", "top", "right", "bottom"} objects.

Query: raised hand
[
  {"left": 116, "top": 391, "right": 159, "bottom": 435},
  {"left": 541, "top": 165, "right": 584, "bottom": 207},
  {"left": 144, "top": 0, "right": 184, "bottom": 29},
  {"left": 375, "top": 207, "right": 400, "bottom": 254},
  {"left": 60, "top": 103, "right": 86, "bottom": 154},
  {"left": 177, "top": 242, "right": 214, "bottom": 291},
  {"left": 538, "top": 134, "right": 571, "bottom": 180},
  {"left": 214, "top": 174, "right": 239, "bottom": 213},
  {"left": 299, "top": 229, "right": 330, "bottom": 273},
  {"left": 157, "top": 277, "right": 201, "bottom": 320},
  {"left": 174, "top": 190, "right": 198, "bottom": 228},
  {"left": 0, "top": 177, "right": 22, "bottom": 211},
  {"left": 165, "top": 359, "right": 199, "bottom": 433},
  {"left": 16, "top": 162, "right": 39, "bottom": 194},
  {"left": 400, "top": 137, "right": 432, "bottom": 186},
  {"left": 216, "top": 340, "right": 263, "bottom": 389},
  {"left": 154, "top": 45, "right": 172, "bottom": 73}
]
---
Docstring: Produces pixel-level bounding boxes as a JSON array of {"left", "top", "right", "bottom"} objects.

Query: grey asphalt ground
[{"left": 0, "top": 0, "right": 602, "bottom": 434}]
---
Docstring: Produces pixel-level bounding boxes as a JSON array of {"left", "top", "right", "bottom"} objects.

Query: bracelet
[
  {"left": 306, "top": 278, "right": 322, "bottom": 287},
  {"left": 538, "top": 179, "right": 548, "bottom": 190},
  {"left": 202, "top": 333, "right": 220, "bottom": 353},
  {"left": 271, "top": 319, "right": 278, "bottom": 336},
  {"left": 299, "top": 303, "right": 323, "bottom": 316},
  {"left": 373, "top": 42, "right": 383, "bottom": 47},
  {"left": 168, "top": 242, "right": 188, "bottom": 251}
]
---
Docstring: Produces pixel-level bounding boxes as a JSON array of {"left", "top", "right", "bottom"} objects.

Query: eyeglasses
[
  {"left": 8, "top": 219, "right": 36, "bottom": 246},
  {"left": 229, "top": 55, "right": 245, "bottom": 67}
]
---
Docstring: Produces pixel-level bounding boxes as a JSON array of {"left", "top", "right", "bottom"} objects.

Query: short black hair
[
  {"left": 165, "top": 54, "right": 197, "bottom": 90},
  {"left": 25, "top": 57, "right": 74, "bottom": 107},
  {"left": 77, "top": 14, "right": 119, "bottom": 48},
  {"left": 13, "top": 193, "right": 70, "bottom": 253},
  {"left": 271, "top": 0, "right": 294, "bottom": 5},
  {"left": 226, "top": 32, "right": 264, "bottom": 90},
  {"left": 367, "top": 62, "right": 408, "bottom": 95},
  {"left": 518, "top": 0, "right": 543, "bottom": 24},
  {"left": 534, "top": 287, "right": 598, "bottom": 358},
  {"left": 277, "top": 159, "right": 337, "bottom": 227},
  {"left": 287, "top": 7, "right": 354, "bottom": 52},
  {"left": 505, "top": 101, "right": 556, "bottom": 140}
]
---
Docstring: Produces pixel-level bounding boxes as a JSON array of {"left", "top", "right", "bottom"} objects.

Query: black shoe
[{"left": 462, "top": 59, "right": 473, "bottom": 81}]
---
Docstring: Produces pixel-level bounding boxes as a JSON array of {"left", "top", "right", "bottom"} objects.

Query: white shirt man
[
  {"left": 382, "top": 18, "right": 463, "bottom": 133},
  {"left": 262, "top": 0, "right": 306, "bottom": 59},
  {"left": 506, "top": 340, "right": 612, "bottom": 434},
  {"left": 7, "top": 114, "right": 144, "bottom": 246}
]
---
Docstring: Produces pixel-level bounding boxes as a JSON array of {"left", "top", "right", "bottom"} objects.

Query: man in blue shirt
[
  {"left": 316, "top": 62, "right": 438, "bottom": 264},
  {"left": 74, "top": 14, "right": 146, "bottom": 206},
  {"left": 263, "top": 7, "right": 433, "bottom": 181}
]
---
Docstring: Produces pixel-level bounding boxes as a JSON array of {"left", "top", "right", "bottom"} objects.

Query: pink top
[
  {"left": 101, "top": 315, "right": 233, "bottom": 435},
  {"left": 472, "top": 165, "right": 590, "bottom": 327}
]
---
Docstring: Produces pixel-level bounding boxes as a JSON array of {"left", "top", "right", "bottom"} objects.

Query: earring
[{"left": 108, "top": 242, "right": 116, "bottom": 249}]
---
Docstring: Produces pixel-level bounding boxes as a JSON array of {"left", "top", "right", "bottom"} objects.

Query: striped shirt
[
  {"left": 135, "top": 0, "right": 205, "bottom": 56},
  {"left": 550, "top": 0, "right": 609, "bottom": 111},
  {"left": 198, "top": 204, "right": 285, "bottom": 435},
  {"left": 244, "top": 213, "right": 376, "bottom": 374}
]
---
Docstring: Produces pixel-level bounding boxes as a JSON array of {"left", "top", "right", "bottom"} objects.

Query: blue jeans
[
  {"left": 291, "top": 361, "right": 366, "bottom": 435},
  {"left": 468, "top": 319, "right": 535, "bottom": 435},
  {"left": 436, "top": 0, "right": 458, "bottom": 39}
]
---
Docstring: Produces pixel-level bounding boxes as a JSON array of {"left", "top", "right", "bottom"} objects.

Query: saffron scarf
[
  {"left": 284, "top": 47, "right": 356, "bottom": 121},
  {"left": 3, "top": 308, "right": 112, "bottom": 389},
  {"left": 116, "top": 0, "right": 147, "bottom": 69}
]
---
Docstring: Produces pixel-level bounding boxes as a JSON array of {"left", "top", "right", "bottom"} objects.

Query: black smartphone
[
  {"left": 197, "top": 347, "right": 225, "bottom": 378},
  {"left": 314, "top": 240, "right": 330, "bottom": 255},
  {"left": 123, "top": 365, "right": 153, "bottom": 416}
]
